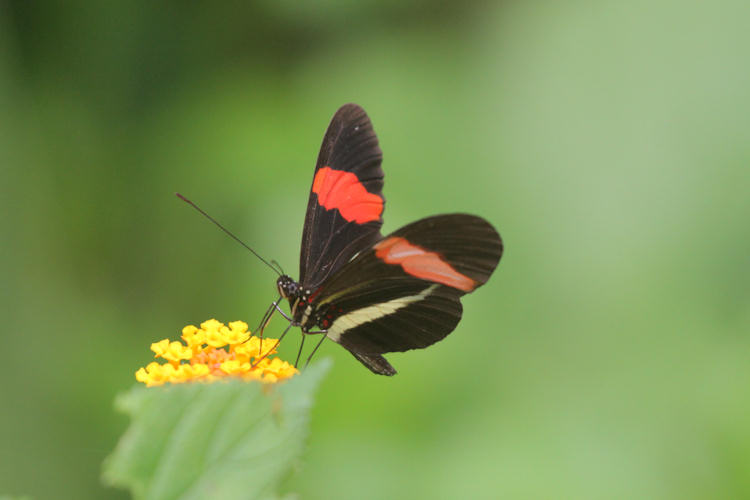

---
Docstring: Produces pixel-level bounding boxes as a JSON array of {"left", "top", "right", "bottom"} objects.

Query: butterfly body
[{"left": 277, "top": 103, "right": 503, "bottom": 375}]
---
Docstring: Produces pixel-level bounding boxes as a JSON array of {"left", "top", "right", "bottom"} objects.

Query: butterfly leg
[
  {"left": 273, "top": 302, "right": 293, "bottom": 322},
  {"left": 294, "top": 334, "right": 306, "bottom": 368},
  {"left": 251, "top": 319, "right": 294, "bottom": 369},
  {"left": 254, "top": 295, "right": 283, "bottom": 357},
  {"left": 303, "top": 331, "right": 328, "bottom": 370}
]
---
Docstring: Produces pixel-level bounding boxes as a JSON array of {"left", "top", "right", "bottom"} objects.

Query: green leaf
[{"left": 102, "top": 360, "right": 330, "bottom": 500}]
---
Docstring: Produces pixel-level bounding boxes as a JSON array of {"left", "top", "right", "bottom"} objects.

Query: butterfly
[{"left": 268, "top": 103, "right": 503, "bottom": 375}]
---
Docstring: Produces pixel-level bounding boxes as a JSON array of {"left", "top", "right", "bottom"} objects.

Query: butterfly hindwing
[
  {"left": 309, "top": 214, "right": 503, "bottom": 374},
  {"left": 299, "top": 104, "right": 385, "bottom": 289},
  {"left": 350, "top": 352, "right": 398, "bottom": 376}
]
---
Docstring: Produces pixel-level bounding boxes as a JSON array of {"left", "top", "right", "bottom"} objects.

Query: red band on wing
[
  {"left": 374, "top": 237, "right": 477, "bottom": 292},
  {"left": 312, "top": 166, "right": 383, "bottom": 223}
]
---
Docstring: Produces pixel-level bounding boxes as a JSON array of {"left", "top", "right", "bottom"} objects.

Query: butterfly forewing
[{"left": 299, "top": 104, "right": 385, "bottom": 289}]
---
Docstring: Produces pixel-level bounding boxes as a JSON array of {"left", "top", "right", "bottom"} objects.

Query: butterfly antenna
[
  {"left": 270, "top": 259, "right": 285, "bottom": 275},
  {"left": 176, "top": 193, "right": 281, "bottom": 276}
]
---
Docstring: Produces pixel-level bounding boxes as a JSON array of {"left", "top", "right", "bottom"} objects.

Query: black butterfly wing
[
  {"left": 299, "top": 104, "right": 385, "bottom": 290},
  {"left": 310, "top": 214, "right": 503, "bottom": 375}
]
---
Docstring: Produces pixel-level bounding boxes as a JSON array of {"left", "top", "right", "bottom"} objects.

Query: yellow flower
[
  {"left": 234, "top": 336, "right": 277, "bottom": 359},
  {"left": 181, "top": 325, "right": 206, "bottom": 350},
  {"left": 225, "top": 321, "right": 251, "bottom": 345},
  {"left": 151, "top": 339, "right": 192, "bottom": 363},
  {"left": 135, "top": 319, "right": 298, "bottom": 386}
]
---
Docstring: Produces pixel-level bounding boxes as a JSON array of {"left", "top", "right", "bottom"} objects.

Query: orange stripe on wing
[
  {"left": 312, "top": 167, "right": 383, "bottom": 223},
  {"left": 373, "top": 236, "right": 477, "bottom": 292}
]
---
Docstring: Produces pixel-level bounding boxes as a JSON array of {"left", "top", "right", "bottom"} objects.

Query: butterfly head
[
  {"left": 276, "top": 275, "right": 318, "bottom": 326},
  {"left": 276, "top": 275, "right": 300, "bottom": 300}
]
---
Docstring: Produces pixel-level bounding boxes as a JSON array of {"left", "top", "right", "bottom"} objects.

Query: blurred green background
[{"left": 2, "top": 1, "right": 749, "bottom": 498}]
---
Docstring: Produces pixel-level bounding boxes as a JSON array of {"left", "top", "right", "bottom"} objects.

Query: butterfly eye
[{"left": 276, "top": 276, "right": 293, "bottom": 298}]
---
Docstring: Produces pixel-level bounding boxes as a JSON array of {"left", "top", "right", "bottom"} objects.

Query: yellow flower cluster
[{"left": 135, "top": 319, "right": 298, "bottom": 386}]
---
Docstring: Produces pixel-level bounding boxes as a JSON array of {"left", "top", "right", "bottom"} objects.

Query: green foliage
[{"left": 102, "top": 361, "right": 330, "bottom": 500}]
